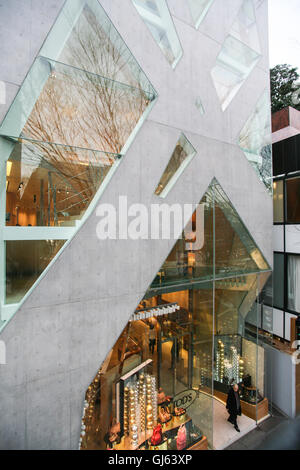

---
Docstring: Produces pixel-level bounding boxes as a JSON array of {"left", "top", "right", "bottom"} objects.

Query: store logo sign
[{"left": 173, "top": 389, "right": 197, "bottom": 410}]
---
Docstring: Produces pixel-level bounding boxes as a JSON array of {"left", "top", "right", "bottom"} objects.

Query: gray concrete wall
[
  {"left": 0, "top": 0, "right": 272, "bottom": 449},
  {"left": 265, "top": 345, "right": 296, "bottom": 418}
]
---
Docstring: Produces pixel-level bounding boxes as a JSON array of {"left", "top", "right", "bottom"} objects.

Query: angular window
[
  {"left": 155, "top": 134, "right": 196, "bottom": 198},
  {"left": 78, "top": 178, "right": 271, "bottom": 450},
  {"left": 213, "top": 180, "right": 269, "bottom": 277},
  {"left": 288, "top": 255, "right": 300, "bottom": 313},
  {"left": 195, "top": 96, "right": 205, "bottom": 115},
  {"left": 5, "top": 139, "right": 119, "bottom": 227},
  {"left": 151, "top": 178, "right": 270, "bottom": 292},
  {"left": 273, "top": 179, "right": 284, "bottom": 223},
  {"left": 239, "top": 90, "right": 272, "bottom": 192},
  {"left": 188, "top": 0, "right": 214, "bottom": 29},
  {"left": 286, "top": 176, "right": 300, "bottom": 224},
  {"left": 211, "top": 0, "right": 261, "bottom": 111},
  {"left": 132, "top": 0, "right": 183, "bottom": 68},
  {"left": 6, "top": 240, "right": 65, "bottom": 304},
  {"left": 0, "top": 0, "right": 156, "bottom": 319},
  {"left": 0, "top": 56, "right": 155, "bottom": 153}
]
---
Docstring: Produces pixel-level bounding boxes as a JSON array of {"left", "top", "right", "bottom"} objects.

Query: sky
[{"left": 269, "top": 0, "right": 300, "bottom": 71}]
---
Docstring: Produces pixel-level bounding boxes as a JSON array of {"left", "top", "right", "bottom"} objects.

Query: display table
[{"left": 113, "top": 414, "right": 207, "bottom": 451}]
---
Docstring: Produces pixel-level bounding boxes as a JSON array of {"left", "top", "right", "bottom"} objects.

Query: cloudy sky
[{"left": 269, "top": 0, "right": 300, "bottom": 71}]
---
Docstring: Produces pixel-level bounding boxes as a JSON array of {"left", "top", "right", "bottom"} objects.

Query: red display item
[
  {"left": 151, "top": 424, "right": 163, "bottom": 446},
  {"left": 176, "top": 424, "right": 187, "bottom": 450}
]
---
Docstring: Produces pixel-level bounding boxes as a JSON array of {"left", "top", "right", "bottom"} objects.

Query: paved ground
[
  {"left": 214, "top": 399, "right": 256, "bottom": 450},
  {"left": 225, "top": 408, "right": 300, "bottom": 450}
]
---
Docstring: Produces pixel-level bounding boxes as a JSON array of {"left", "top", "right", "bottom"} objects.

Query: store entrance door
[{"left": 158, "top": 333, "right": 191, "bottom": 397}]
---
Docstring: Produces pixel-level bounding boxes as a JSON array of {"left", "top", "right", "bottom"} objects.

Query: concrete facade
[{"left": 0, "top": 0, "right": 272, "bottom": 449}]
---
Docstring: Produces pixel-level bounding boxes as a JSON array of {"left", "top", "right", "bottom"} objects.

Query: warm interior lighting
[{"left": 6, "top": 161, "right": 12, "bottom": 177}]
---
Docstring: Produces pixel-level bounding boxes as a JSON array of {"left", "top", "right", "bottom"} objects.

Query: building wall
[{"left": 0, "top": 0, "right": 272, "bottom": 449}]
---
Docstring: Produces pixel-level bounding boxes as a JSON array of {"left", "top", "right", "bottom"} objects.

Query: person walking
[
  {"left": 226, "top": 383, "right": 242, "bottom": 432},
  {"left": 149, "top": 324, "right": 156, "bottom": 355}
]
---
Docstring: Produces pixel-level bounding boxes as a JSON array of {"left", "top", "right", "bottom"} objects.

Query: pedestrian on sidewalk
[{"left": 226, "top": 383, "right": 242, "bottom": 432}]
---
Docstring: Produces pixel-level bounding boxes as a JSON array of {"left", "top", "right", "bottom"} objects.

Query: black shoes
[{"left": 234, "top": 425, "right": 240, "bottom": 432}]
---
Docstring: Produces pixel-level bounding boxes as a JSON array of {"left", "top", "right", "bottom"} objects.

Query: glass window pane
[
  {"left": 5, "top": 139, "right": 118, "bottom": 227},
  {"left": 132, "top": 0, "right": 183, "bottom": 68},
  {"left": 0, "top": 57, "right": 155, "bottom": 152},
  {"left": 288, "top": 255, "right": 300, "bottom": 313},
  {"left": 150, "top": 185, "right": 214, "bottom": 291},
  {"left": 286, "top": 177, "right": 300, "bottom": 224},
  {"left": 80, "top": 283, "right": 214, "bottom": 450},
  {"left": 273, "top": 253, "right": 284, "bottom": 309},
  {"left": 213, "top": 180, "right": 270, "bottom": 277},
  {"left": 211, "top": 0, "right": 261, "bottom": 111},
  {"left": 273, "top": 180, "right": 284, "bottom": 223},
  {"left": 188, "top": 0, "right": 214, "bottom": 29},
  {"left": 155, "top": 134, "right": 197, "bottom": 198},
  {"left": 6, "top": 240, "right": 66, "bottom": 304},
  {"left": 239, "top": 90, "right": 272, "bottom": 193}
]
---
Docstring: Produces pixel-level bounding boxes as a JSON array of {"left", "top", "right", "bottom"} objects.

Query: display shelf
[{"left": 113, "top": 414, "right": 204, "bottom": 451}]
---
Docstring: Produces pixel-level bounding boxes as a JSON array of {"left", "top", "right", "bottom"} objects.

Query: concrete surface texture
[{"left": 0, "top": 0, "right": 272, "bottom": 449}]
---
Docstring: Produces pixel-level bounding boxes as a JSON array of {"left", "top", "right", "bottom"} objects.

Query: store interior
[
  {"left": 75, "top": 180, "right": 272, "bottom": 451},
  {"left": 79, "top": 275, "right": 270, "bottom": 451}
]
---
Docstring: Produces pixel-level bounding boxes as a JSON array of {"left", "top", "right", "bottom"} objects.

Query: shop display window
[{"left": 80, "top": 272, "right": 268, "bottom": 450}]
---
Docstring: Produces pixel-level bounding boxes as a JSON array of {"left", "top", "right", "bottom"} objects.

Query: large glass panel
[
  {"left": 150, "top": 179, "right": 270, "bottom": 292},
  {"left": 0, "top": 57, "right": 155, "bottom": 153},
  {"left": 239, "top": 90, "right": 272, "bottom": 193},
  {"left": 132, "top": 0, "right": 183, "bottom": 68},
  {"left": 5, "top": 239, "right": 66, "bottom": 304},
  {"left": 80, "top": 286, "right": 213, "bottom": 450},
  {"left": 188, "top": 0, "right": 214, "bottom": 29},
  {"left": 150, "top": 184, "right": 214, "bottom": 290},
  {"left": 286, "top": 176, "right": 300, "bottom": 224},
  {"left": 287, "top": 255, "right": 300, "bottom": 313},
  {"left": 273, "top": 253, "right": 284, "bottom": 310},
  {"left": 213, "top": 180, "right": 270, "bottom": 277},
  {"left": 155, "top": 134, "right": 197, "bottom": 198},
  {"left": 49, "top": 0, "right": 153, "bottom": 92},
  {"left": 273, "top": 179, "right": 284, "bottom": 223},
  {"left": 211, "top": 0, "right": 261, "bottom": 111},
  {"left": 5, "top": 138, "right": 119, "bottom": 227}
]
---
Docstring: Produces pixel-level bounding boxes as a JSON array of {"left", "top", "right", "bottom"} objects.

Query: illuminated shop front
[{"left": 79, "top": 181, "right": 272, "bottom": 450}]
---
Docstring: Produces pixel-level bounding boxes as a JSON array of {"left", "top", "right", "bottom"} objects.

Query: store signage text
[{"left": 173, "top": 389, "right": 197, "bottom": 410}]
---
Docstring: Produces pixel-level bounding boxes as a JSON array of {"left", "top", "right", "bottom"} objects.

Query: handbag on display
[
  {"left": 159, "top": 406, "right": 171, "bottom": 423},
  {"left": 176, "top": 424, "right": 187, "bottom": 450},
  {"left": 151, "top": 424, "right": 163, "bottom": 446}
]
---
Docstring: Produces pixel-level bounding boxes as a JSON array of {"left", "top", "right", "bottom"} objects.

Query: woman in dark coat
[{"left": 226, "top": 383, "right": 242, "bottom": 432}]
